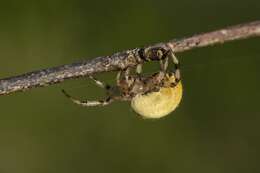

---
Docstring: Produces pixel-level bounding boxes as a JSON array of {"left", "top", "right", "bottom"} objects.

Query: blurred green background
[{"left": 0, "top": 0, "right": 259, "bottom": 173}]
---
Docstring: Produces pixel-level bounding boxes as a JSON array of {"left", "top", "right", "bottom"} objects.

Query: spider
[{"left": 62, "top": 47, "right": 182, "bottom": 119}]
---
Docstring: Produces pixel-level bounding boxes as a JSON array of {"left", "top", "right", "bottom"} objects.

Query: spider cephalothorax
[{"left": 62, "top": 47, "right": 182, "bottom": 118}]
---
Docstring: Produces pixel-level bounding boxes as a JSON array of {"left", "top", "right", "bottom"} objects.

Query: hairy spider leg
[{"left": 62, "top": 89, "right": 113, "bottom": 106}]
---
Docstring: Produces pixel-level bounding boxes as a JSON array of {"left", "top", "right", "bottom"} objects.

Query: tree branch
[{"left": 0, "top": 21, "right": 260, "bottom": 96}]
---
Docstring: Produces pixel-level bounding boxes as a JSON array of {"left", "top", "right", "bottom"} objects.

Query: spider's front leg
[
  {"left": 62, "top": 89, "right": 113, "bottom": 106},
  {"left": 62, "top": 75, "right": 114, "bottom": 107}
]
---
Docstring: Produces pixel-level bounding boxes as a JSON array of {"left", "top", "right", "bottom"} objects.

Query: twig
[{"left": 0, "top": 21, "right": 260, "bottom": 96}]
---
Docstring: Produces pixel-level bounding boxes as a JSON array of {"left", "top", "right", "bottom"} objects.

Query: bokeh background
[{"left": 0, "top": 0, "right": 259, "bottom": 173}]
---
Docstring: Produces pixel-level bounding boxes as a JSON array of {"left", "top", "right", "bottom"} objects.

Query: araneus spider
[{"left": 62, "top": 47, "right": 182, "bottom": 118}]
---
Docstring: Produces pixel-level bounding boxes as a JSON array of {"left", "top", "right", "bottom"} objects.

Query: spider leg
[
  {"left": 160, "top": 56, "right": 169, "bottom": 72},
  {"left": 153, "top": 51, "right": 169, "bottom": 87},
  {"left": 125, "top": 67, "right": 131, "bottom": 80},
  {"left": 168, "top": 50, "right": 181, "bottom": 83},
  {"left": 116, "top": 67, "right": 133, "bottom": 87},
  {"left": 116, "top": 68, "right": 130, "bottom": 82},
  {"left": 118, "top": 67, "right": 132, "bottom": 82},
  {"left": 159, "top": 59, "right": 164, "bottom": 71},
  {"left": 89, "top": 75, "right": 111, "bottom": 90},
  {"left": 157, "top": 52, "right": 169, "bottom": 87},
  {"left": 118, "top": 67, "right": 138, "bottom": 90},
  {"left": 136, "top": 64, "right": 142, "bottom": 75},
  {"left": 116, "top": 70, "right": 122, "bottom": 86},
  {"left": 62, "top": 89, "right": 113, "bottom": 106},
  {"left": 157, "top": 48, "right": 169, "bottom": 73}
]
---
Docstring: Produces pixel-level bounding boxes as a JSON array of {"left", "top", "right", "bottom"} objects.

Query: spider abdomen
[{"left": 131, "top": 81, "right": 182, "bottom": 119}]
